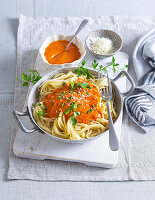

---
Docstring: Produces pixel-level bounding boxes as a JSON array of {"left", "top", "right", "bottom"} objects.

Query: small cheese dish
[{"left": 86, "top": 29, "right": 122, "bottom": 58}]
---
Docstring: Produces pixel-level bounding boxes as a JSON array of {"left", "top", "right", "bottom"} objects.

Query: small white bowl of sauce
[{"left": 39, "top": 35, "right": 86, "bottom": 67}]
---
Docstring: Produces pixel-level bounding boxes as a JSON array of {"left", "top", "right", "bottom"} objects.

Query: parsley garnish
[
  {"left": 70, "top": 115, "right": 78, "bottom": 127},
  {"left": 38, "top": 103, "right": 41, "bottom": 106},
  {"left": 65, "top": 108, "right": 72, "bottom": 114},
  {"left": 74, "top": 60, "right": 92, "bottom": 79},
  {"left": 42, "top": 104, "right": 47, "bottom": 110},
  {"left": 74, "top": 111, "right": 80, "bottom": 116},
  {"left": 17, "top": 70, "right": 42, "bottom": 86},
  {"left": 61, "top": 102, "right": 65, "bottom": 107},
  {"left": 58, "top": 92, "right": 64, "bottom": 99},
  {"left": 62, "top": 82, "right": 66, "bottom": 86},
  {"left": 66, "top": 134, "right": 71, "bottom": 139},
  {"left": 77, "top": 82, "right": 91, "bottom": 89},
  {"left": 70, "top": 81, "right": 77, "bottom": 90},
  {"left": 67, "top": 100, "right": 71, "bottom": 102},
  {"left": 112, "top": 57, "right": 119, "bottom": 73},
  {"left": 91, "top": 57, "right": 127, "bottom": 75},
  {"left": 87, "top": 108, "right": 93, "bottom": 114},
  {"left": 86, "top": 92, "right": 90, "bottom": 95},
  {"left": 92, "top": 60, "right": 98, "bottom": 70},
  {"left": 38, "top": 111, "right": 45, "bottom": 116},
  {"left": 70, "top": 102, "right": 77, "bottom": 110}
]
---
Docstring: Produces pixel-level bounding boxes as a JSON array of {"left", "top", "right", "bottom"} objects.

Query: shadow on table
[{"left": 7, "top": 18, "right": 19, "bottom": 43}]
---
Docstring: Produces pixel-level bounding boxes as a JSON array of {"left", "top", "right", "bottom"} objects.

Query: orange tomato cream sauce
[
  {"left": 42, "top": 79, "right": 103, "bottom": 124},
  {"left": 44, "top": 40, "right": 81, "bottom": 64}
]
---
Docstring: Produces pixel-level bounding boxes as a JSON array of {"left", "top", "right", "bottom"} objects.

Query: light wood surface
[{"left": 0, "top": 0, "right": 155, "bottom": 199}]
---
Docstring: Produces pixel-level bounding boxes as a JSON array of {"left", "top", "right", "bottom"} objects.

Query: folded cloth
[
  {"left": 125, "top": 28, "right": 155, "bottom": 133},
  {"left": 125, "top": 69, "right": 155, "bottom": 133}
]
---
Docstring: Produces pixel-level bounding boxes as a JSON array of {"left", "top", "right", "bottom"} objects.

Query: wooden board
[{"left": 13, "top": 52, "right": 128, "bottom": 168}]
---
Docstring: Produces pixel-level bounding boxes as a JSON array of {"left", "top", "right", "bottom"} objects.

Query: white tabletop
[{"left": 0, "top": 0, "right": 155, "bottom": 199}]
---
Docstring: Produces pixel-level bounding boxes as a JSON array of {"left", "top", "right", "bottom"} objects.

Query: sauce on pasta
[
  {"left": 44, "top": 40, "right": 81, "bottom": 64},
  {"left": 42, "top": 79, "right": 102, "bottom": 123},
  {"left": 32, "top": 71, "right": 117, "bottom": 140}
]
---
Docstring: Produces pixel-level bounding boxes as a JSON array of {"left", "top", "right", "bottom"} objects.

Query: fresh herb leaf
[
  {"left": 87, "top": 108, "right": 93, "bottom": 114},
  {"left": 80, "top": 82, "right": 89, "bottom": 88},
  {"left": 99, "top": 65, "right": 103, "bottom": 71},
  {"left": 67, "top": 100, "right": 71, "bottom": 102},
  {"left": 22, "top": 82, "right": 28, "bottom": 86},
  {"left": 18, "top": 70, "right": 42, "bottom": 86},
  {"left": 66, "top": 134, "right": 71, "bottom": 139},
  {"left": 112, "top": 56, "right": 119, "bottom": 73},
  {"left": 65, "top": 108, "right": 71, "bottom": 114},
  {"left": 74, "top": 111, "right": 80, "bottom": 116},
  {"left": 21, "top": 73, "right": 27, "bottom": 80},
  {"left": 54, "top": 91, "right": 57, "bottom": 93},
  {"left": 38, "top": 103, "right": 41, "bottom": 106},
  {"left": 62, "top": 82, "right": 66, "bottom": 86},
  {"left": 86, "top": 92, "right": 90, "bottom": 95},
  {"left": 92, "top": 60, "right": 98, "bottom": 69},
  {"left": 61, "top": 102, "right": 65, "bottom": 107},
  {"left": 58, "top": 92, "right": 64, "bottom": 99},
  {"left": 81, "top": 60, "right": 86, "bottom": 66},
  {"left": 77, "top": 82, "right": 91, "bottom": 89},
  {"left": 42, "top": 104, "right": 47, "bottom": 110},
  {"left": 74, "top": 60, "right": 93, "bottom": 79},
  {"left": 38, "top": 111, "right": 45, "bottom": 116},
  {"left": 70, "top": 81, "right": 77, "bottom": 90},
  {"left": 102, "top": 67, "right": 107, "bottom": 72},
  {"left": 70, "top": 102, "right": 77, "bottom": 110},
  {"left": 71, "top": 81, "right": 75, "bottom": 89},
  {"left": 70, "top": 115, "right": 78, "bottom": 127}
]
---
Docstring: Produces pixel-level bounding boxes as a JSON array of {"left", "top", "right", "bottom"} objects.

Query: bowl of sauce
[{"left": 40, "top": 35, "right": 86, "bottom": 67}]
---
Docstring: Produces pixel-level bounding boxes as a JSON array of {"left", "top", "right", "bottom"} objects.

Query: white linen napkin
[{"left": 8, "top": 15, "right": 155, "bottom": 181}]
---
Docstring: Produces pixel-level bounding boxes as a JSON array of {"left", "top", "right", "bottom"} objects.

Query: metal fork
[{"left": 99, "top": 71, "right": 119, "bottom": 151}]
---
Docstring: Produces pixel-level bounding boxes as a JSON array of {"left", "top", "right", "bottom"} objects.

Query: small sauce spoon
[{"left": 66, "top": 19, "right": 88, "bottom": 51}]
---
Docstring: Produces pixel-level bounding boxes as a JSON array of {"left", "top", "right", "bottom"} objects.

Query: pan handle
[
  {"left": 112, "top": 71, "right": 135, "bottom": 97},
  {"left": 13, "top": 108, "right": 37, "bottom": 133}
]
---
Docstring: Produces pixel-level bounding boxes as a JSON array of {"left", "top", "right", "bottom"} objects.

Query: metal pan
[{"left": 13, "top": 67, "right": 135, "bottom": 144}]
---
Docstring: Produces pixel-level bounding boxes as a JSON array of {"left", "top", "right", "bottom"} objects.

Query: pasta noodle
[{"left": 32, "top": 71, "right": 117, "bottom": 140}]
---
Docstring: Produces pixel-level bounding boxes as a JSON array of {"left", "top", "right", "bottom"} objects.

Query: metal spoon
[
  {"left": 143, "top": 38, "right": 155, "bottom": 68},
  {"left": 66, "top": 19, "right": 88, "bottom": 51}
]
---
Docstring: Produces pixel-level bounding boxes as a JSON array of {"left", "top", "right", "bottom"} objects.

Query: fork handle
[{"left": 107, "top": 101, "right": 119, "bottom": 151}]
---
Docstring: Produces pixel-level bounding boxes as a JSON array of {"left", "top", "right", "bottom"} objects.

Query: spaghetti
[{"left": 32, "top": 71, "right": 117, "bottom": 140}]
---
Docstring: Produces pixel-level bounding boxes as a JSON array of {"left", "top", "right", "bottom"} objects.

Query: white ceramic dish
[{"left": 39, "top": 34, "right": 86, "bottom": 67}]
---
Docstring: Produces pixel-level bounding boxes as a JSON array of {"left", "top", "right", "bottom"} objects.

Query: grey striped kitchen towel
[
  {"left": 125, "top": 28, "right": 155, "bottom": 133},
  {"left": 125, "top": 69, "right": 155, "bottom": 133}
]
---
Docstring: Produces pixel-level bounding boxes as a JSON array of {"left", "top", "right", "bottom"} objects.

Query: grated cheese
[{"left": 89, "top": 37, "right": 113, "bottom": 55}]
